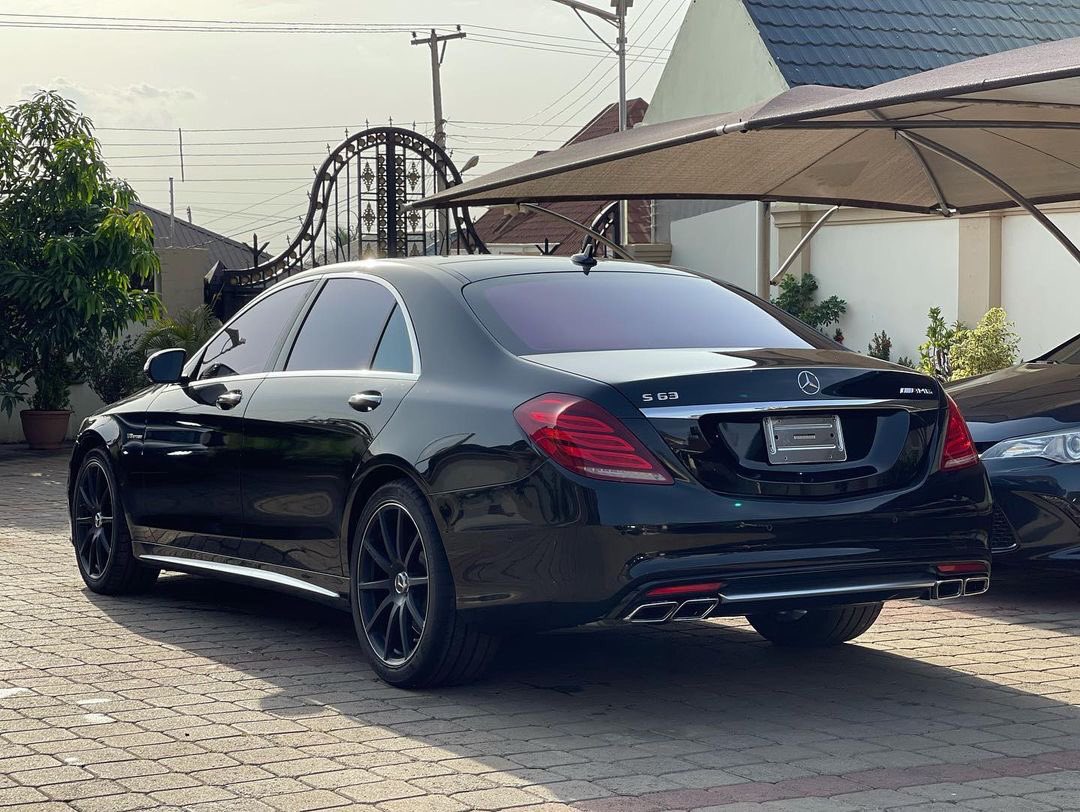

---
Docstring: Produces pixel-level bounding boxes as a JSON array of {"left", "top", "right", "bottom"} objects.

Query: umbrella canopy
[{"left": 416, "top": 37, "right": 1080, "bottom": 218}]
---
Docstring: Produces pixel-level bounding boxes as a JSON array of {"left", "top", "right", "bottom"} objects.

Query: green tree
[
  {"left": 772, "top": 273, "right": 847, "bottom": 333},
  {"left": 0, "top": 92, "right": 161, "bottom": 416},
  {"left": 950, "top": 307, "right": 1020, "bottom": 380},
  {"left": 136, "top": 305, "right": 221, "bottom": 358},
  {"left": 868, "top": 330, "right": 892, "bottom": 361},
  {"left": 917, "top": 307, "right": 962, "bottom": 381}
]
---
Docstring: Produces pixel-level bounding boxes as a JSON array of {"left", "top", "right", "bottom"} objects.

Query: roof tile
[{"left": 742, "top": 0, "right": 1080, "bottom": 89}]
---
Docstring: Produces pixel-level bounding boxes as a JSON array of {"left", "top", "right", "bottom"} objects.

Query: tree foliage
[
  {"left": 0, "top": 91, "right": 161, "bottom": 415},
  {"left": 868, "top": 330, "right": 892, "bottom": 361},
  {"left": 772, "top": 273, "right": 847, "bottom": 333},
  {"left": 917, "top": 307, "right": 962, "bottom": 381},
  {"left": 80, "top": 336, "right": 147, "bottom": 405},
  {"left": 136, "top": 305, "right": 221, "bottom": 358},
  {"left": 950, "top": 307, "right": 1020, "bottom": 380},
  {"left": 917, "top": 306, "right": 1020, "bottom": 381}
]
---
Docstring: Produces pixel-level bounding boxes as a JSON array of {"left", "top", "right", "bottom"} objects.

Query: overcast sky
[{"left": 1, "top": 0, "right": 688, "bottom": 255}]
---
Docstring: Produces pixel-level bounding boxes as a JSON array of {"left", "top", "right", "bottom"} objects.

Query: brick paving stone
[{"left": 6, "top": 446, "right": 1080, "bottom": 812}]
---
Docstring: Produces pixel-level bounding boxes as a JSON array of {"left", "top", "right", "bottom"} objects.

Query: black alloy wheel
[
  {"left": 356, "top": 501, "right": 429, "bottom": 666},
  {"left": 73, "top": 457, "right": 116, "bottom": 580},
  {"left": 71, "top": 450, "right": 159, "bottom": 595}
]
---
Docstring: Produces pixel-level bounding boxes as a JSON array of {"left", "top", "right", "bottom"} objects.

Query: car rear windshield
[{"left": 463, "top": 271, "right": 831, "bottom": 355}]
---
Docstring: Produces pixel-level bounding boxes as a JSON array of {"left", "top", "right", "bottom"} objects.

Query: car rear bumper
[
  {"left": 434, "top": 462, "right": 992, "bottom": 630},
  {"left": 615, "top": 562, "right": 990, "bottom": 625}
]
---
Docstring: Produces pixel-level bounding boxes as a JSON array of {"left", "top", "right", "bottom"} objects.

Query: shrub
[
  {"left": 950, "top": 308, "right": 1020, "bottom": 380},
  {"left": 137, "top": 305, "right": 221, "bottom": 358},
  {"left": 868, "top": 331, "right": 892, "bottom": 361},
  {"left": 772, "top": 273, "right": 847, "bottom": 333},
  {"left": 81, "top": 337, "right": 147, "bottom": 405},
  {"left": 918, "top": 307, "right": 963, "bottom": 381}
]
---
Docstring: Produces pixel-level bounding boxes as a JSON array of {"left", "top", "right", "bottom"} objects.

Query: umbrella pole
[
  {"left": 771, "top": 205, "right": 841, "bottom": 285},
  {"left": 515, "top": 203, "right": 635, "bottom": 260},
  {"left": 902, "top": 131, "right": 1080, "bottom": 265}
]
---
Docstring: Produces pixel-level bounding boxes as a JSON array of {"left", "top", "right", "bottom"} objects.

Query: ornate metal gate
[{"left": 206, "top": 126, "right": 486, "bottom": 318}]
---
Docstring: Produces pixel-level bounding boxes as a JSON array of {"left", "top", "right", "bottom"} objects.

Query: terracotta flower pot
[{"left": 20, "top": 410, "right": 73, "bottom": 451}]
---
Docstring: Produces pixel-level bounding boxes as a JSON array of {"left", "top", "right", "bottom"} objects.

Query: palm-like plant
[{"left": 136, "top": 305, "right": 221, "bottom": 358}]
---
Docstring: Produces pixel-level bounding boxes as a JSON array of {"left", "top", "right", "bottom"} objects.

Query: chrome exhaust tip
[
  {"left": 963, "top": 577, "right": 990, "bottom": 596},
  {"left": 671, "top": 598, "right": 718, "bottom": 621},
  {"left": 932, "top": 579, "right": 964, "bottom": 600},
  {"left": 625, "top": 601, "right": 678, "bottom": 623}
]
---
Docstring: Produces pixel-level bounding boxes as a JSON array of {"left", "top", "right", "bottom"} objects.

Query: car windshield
[
  {"left": 463, "top": 271, "right": 833, "bottom": 355},
  {"left": 1044, "top": 333, "right": 1080, "bottom": 364}
]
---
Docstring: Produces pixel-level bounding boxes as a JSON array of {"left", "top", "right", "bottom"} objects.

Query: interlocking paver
[{"left": 5, "top": 446, "right": 1080, "bottom": 811}]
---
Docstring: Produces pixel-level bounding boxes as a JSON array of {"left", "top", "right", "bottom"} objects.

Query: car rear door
[
  {"left": 127, "top": 280, "right": 316, "bottom": 559},
  {"left": 240, "top": 274, "right": 419, "bottom": 574}
]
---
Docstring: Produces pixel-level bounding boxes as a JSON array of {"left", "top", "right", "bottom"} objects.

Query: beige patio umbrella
[{"left": 416, "top": 37, "right": 1080, "bottom": 261}]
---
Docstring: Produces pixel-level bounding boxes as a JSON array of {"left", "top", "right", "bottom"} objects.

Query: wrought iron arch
[{"left": 206, "top": 126, "right": 486, "bottom": 318}]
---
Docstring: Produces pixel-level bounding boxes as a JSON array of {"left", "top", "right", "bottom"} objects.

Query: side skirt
[{"left": 133, "top": 542, "right": 350, "bottom": 609}]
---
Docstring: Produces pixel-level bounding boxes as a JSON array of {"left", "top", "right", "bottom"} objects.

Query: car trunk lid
[{"left": 524, "top": 348, "right": 945, "bottom": 498}]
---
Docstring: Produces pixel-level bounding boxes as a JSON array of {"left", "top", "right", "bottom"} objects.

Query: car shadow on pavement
[{"left": 85, "top": 570, "right": 1080, "bottom": 807}]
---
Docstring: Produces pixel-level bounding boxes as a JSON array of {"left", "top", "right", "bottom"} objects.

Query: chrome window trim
[
  {"left": 296, "top": 271, "right": 422, "bottom": 377},
  {"left": 140, "top": 555, "right": 341, "bottom": 598},
  {"left": 264, "top": 369, "right": 419, "bottom": 382},
  {"left": 188, "top": 276, "right": 318, "bottom": 380},
  {"left": 641, "top": 399, "right": 890, "bottom": 419}
]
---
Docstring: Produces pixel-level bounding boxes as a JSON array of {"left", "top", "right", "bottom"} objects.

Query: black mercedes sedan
[
  {"left": 69, "top": 256, "right": 991, "bottom": 687},
  {"left": 949, "top": 334, "right": 1080, "bottom": 568}
]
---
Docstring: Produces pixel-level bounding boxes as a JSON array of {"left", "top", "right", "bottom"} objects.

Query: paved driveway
[{"left": 3, "top": 446, "right": 1080, "bottom": 811}]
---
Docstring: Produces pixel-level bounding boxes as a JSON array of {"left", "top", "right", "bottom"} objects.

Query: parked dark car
[
  {"left": 69, "top": 256, "right": 991, "bottom": 687},
  {"left": 949, "top": 333, "right": 1080, "bottom": 568}
]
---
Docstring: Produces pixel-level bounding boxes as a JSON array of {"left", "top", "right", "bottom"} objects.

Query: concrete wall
[
  {"left": 643, "top": 0, "right": 787, "bottom": 126},
  {"left": 1, "top": 247, "right": 212, "bottom": 444},
  {"left": 669, "top": 202, "right": 760, "bottom": 293},
  {"left": 765, "top": 203, "right": 1080, "bottom": 364}
]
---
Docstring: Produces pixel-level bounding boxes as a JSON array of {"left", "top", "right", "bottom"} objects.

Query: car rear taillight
[
  {"left": 941, "top": 395, "right": 979, "bottom": 472},
  {"left": 514, "top": 393, "right": 673, "bottom": 484}
]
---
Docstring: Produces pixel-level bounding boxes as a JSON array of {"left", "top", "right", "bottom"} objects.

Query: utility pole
[
  {"left": 168, "top": 177, "right": 176, "bottom": 246},
  {"left": 412, "top": 26, "right": 466, "bottom": 254},
  {"left": 550, "top": 0, "right": 632, "bottom": 250}
]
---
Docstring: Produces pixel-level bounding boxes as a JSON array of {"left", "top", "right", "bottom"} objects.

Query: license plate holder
[{"left": 764, "top": 414, "right": 847, "bottom": 465}]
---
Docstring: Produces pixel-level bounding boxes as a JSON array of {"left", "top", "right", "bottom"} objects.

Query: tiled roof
[
  {"left": 133, "top": 203, "right": 267, "bottom": 269},
  {"left": 473, "top": 99, "right": 652, "bottom": 255},
  {"left": 742, "top": 0, "right": 1080, "bottom": 89}
]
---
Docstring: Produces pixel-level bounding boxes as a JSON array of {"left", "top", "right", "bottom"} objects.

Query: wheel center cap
[
  {"left": 393, "top": 572, "right": 410, "bottom": 594},
  {"left": 93, "top": 512, "right": 103, "bottom": 529}
]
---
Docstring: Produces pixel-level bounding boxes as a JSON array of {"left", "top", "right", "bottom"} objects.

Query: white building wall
[
  {"left": 1001, "top": 210, "right": 1080, "bottom": 360},
  {"left": 808, "top": 218, "right": 959, "bottom": 362},
  {"left": 669, "top": 203, "right": 759, "bottom": 292}
]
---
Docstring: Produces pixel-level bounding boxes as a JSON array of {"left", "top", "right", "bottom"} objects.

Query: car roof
[{"left": 281, "top": 254, "right": 698, "bottom": 285}]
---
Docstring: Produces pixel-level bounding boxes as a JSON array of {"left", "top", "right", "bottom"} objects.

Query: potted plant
[{"left": 0, "top": 92, "right": 160, "bottom": 449}]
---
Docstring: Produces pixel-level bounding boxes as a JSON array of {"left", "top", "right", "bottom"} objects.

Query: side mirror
[{"left": 144, "top": 348, "right": 188, "bottom": 384}]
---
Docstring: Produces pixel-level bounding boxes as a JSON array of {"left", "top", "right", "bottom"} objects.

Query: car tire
[
  {"left": 747, "top": 603, "right": 883, "bottom": 647},
  {"left": 350, "top": 480, "right": 499, "bottom": 688},
  {"left": 71, "top": 449, "right": 160, "bottom": 595}
]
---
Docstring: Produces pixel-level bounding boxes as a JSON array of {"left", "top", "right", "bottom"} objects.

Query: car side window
[
  {"left": 372, "top": 305, "right": 414, "bottom": 374},
  {"left": 196, "top": 281, "right": 314, "bottom": 381},
  {"left": 285, "top": 278, "right": 397, "bottom": 372}
]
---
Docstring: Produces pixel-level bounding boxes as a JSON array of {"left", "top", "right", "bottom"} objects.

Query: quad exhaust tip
[
  {"left": 931, "top": 576, "right": 990, "bottom": 600},
  {"left": 625, "top": 574, "right": 990, "bottom": 623},
  {"left": 625, "top": 597, "right": 717, "bottom": 624}
]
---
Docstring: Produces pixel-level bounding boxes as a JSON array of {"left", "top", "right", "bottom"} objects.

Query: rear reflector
[
  {"left": 514, "top": 394, "right": 673, "bottom": 484},
  {"left": 646, "top": 582, "right": 724, "bottom": 598},
  {"left": 936, "top": 562, "right": 988, "bottom": 575},
  {"left": 941, "top": 394, "right": 979, "bottom": 472}
]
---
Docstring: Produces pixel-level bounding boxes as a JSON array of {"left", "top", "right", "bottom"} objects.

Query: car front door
[
  {"left": 240, "top": 275, "right": 419, "bottom": 574},
  {"left": 126, "top": 280, "right": 316, "bottom": 559}
]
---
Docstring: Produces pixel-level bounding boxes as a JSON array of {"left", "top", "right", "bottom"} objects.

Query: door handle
[
  {"left": 348, "top": 391, "right": 382, "bottom": 412},
  {"left": 216, "top": 390, "right": 243, "bottom": 410}
]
